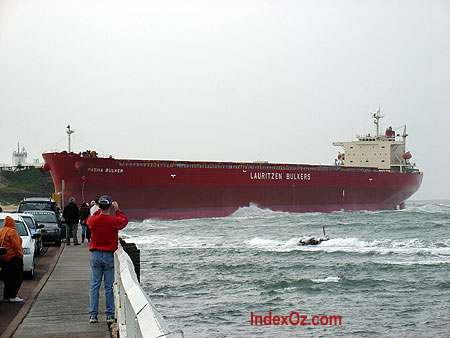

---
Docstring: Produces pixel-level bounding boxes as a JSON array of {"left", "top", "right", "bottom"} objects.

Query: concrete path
[
  {"left": 11, "top": 242, "right": 111, "bottom": 338},
  {"left": 0, "top": 246, "right": 61, "bottom": 336}
]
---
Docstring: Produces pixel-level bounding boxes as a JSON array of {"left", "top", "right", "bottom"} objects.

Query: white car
[
  {"left": 0, "top": 213, "right": 41, "bottom": 279},
  {"left": 18, "top": 213, "right": 44, "bottom": 256}
]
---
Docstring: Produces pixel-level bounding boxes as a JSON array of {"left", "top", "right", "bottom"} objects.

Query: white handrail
[{"left": 114, "top": 244, "right": 170, "bottom": 338}]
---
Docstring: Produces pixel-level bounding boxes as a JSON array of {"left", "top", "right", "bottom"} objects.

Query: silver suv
[{"left": 18, "top": 197, "right": 59, "bottom": 215}]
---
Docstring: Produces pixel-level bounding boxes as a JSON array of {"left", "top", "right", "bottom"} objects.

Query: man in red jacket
[{"left": 87, "top": 195, "right": 128, "bottom": 324}]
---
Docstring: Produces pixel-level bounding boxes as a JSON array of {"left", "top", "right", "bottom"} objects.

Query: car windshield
[
  {"left": 31, "top": 213, "right": 58, "bottom": 223},
  {"left": 19, "top": 202, "right": 54, "bottom": 212},
  {"left": 0, "top": 220, "right": 28, "bottom": 236},
  {"left": 22, "top": 217, "right": 36, "bottom": 230}
]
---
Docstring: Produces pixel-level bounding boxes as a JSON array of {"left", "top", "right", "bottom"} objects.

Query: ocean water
[{"left": 121, "top": 201, "right": 450, "bottom": 338}]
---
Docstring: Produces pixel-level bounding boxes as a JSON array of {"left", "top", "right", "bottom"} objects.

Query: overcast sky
[{"left": 0, "top": 0, "right": 449, "bottom": 200}]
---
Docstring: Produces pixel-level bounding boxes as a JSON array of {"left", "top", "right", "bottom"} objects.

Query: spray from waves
[
  {"left": 247, "top": 237, "right": 299, "bottom": 249},
  {"left": 229, "top": 203, "right": 282, "bottom": 218},
  {"left": 229, "top": 203, "right": 324, "bottom": 218}
]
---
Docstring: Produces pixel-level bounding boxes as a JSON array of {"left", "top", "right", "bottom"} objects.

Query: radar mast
[
  {"left": 371, "top": 107, "right": 384, "bottom": 137},
  {"left": 66, "top": 125, "right": 75, "bottom": 152}
]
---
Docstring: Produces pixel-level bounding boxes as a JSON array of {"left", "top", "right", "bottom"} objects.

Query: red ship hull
[{"left": 42, "top": 152, "right": 423, "bottom": 220}]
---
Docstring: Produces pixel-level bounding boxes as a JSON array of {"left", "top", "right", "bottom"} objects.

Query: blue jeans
[{"left": 89, "top": 250, "right": 115, "bottom": 317}]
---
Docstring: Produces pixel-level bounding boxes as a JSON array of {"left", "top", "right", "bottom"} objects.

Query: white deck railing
[{"left": 114, "top": 245, "right": 174, "bottom": 338}]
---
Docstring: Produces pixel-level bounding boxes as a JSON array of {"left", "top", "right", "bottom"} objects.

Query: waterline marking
[{"left": 250, "top": 312, "right": 342, "bottom": 326}]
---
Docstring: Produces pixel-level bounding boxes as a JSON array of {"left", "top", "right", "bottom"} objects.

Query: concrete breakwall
[{"left": 113, "top": 243, "right": 173, "bottom": 338}]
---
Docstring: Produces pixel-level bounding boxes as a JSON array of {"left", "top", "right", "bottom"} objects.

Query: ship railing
[
  {"left": 114, "top": 244, "right": 176, "bottom": 338},
  {"left": 114, "top": 159, "right": 383, "bottom": 173}
]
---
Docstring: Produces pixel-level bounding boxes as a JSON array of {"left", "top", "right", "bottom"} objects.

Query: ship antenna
[
  {"left": 66, "top": 125, "right": 75, "bottom": 152},
  {"left": 402, "top": 125, "right": 408, "bottom": 149},
  {"left": 371, "top": 107, "right": 384, "bottom": 137}
]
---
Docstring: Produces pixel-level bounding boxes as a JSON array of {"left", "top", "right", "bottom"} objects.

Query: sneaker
[
  {"left": 89, "top": 315, "right": 98, "bottom": 323},
  {"left": 106, "top": 315, "right": 115, "bottom": 324},
  {"left": 74, "top": 243, "right": 81, "bottom": 246},
  {"left": 9, "top": 297, "right": 24, "bottom": 303}
]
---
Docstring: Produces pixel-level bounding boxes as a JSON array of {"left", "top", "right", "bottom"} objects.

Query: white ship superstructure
[{"left": 333, "top": 109, "right": 415, "bottom": 173}]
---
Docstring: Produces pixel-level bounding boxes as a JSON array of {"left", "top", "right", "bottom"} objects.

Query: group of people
[
  {"left": 62, "top": 196, "right": 102, "bottom": 245},
  {"left": 0, "top": 194, "right": 128, "bottom": 325}
]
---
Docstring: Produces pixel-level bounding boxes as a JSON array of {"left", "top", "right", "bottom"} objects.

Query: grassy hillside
[{"left": 0, "top": 167, "right": 55, "bottom": 205}]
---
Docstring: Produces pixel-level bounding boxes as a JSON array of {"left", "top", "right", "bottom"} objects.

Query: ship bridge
[{"left": 333, "top": 109, "right": 416, "bottom": 173}]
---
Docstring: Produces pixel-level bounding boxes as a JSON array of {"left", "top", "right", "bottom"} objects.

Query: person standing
[
  {"left": 87, "top": 195, "right": 128, "bottom": 324},
  {"left": 87, "top": 196, "right": 100, "bottom": 242},
  {"left": 63, "top": 197, "right": 80, "bottom": 245},
  {"left": 0, "top": 216, "right": 24, "bottom": 302},
  {"left": 90, "top": 196, "right": 100, "bottom": 216},
  {"left": 79, "top": 202, "right": 90, "bottom": 243}
]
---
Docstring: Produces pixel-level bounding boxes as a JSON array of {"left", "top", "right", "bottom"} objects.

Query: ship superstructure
[{"left": 333, "top": 109, "right": 415, "bottom": 173}]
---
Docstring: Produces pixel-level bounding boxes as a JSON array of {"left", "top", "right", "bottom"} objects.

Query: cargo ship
[{"left": 42, "top": 110, "right": 422, "bottom": 220}]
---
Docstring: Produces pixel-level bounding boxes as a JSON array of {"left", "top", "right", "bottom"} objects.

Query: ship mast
[
  {"left": 402, "top": 125, "right": 408, "bottom": 150},
  {"left": 371, "top": 107, "right": 384, "bottom": 138},
  {"left": 66, "top": 125, "right": 75, "bottom": 152}
]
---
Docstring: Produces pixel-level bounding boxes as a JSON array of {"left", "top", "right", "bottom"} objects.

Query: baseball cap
[{"left": 98, "top": 195, "right": 112, "bottom": 207}]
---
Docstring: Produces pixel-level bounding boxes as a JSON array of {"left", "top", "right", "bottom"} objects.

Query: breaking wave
[
  {"left": 404, "top": 201, "right": 450, "bottom": 214},
  {"left": 311, "top": 276, "right": 341, "bottom": 283},
  {"left": 229, "top": 203, "right": 280, "bottom": 218},
  {"left": 246, "top": 236, "right": 450, "bottom": 256}
]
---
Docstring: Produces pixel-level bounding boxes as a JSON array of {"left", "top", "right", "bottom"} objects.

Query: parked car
[
  {"left": 0, "top": 213, "right": 41, "bottom": 279},
  {"left": 18, "top": 213, "right": 44, "bottom": 256},
  {"left": 24, "top": 211, "right": 61, "bottom": 246},
  {"left": 19, "top": 197, "right": 64, "bottom": 239},
  {"left": 18, "top": 197, "right": 60, "bottom": 216}
]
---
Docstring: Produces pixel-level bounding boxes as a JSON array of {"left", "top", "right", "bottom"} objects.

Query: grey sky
[{"left": 1, "top": 0, "right": 449, "bottom": 200}]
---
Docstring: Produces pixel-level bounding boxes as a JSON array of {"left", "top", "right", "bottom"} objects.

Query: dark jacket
[
  {"left": 79, "top": 205, "right": 90, "bottom": 225},
  {"left": 63, "top": 202, "right": 80, "bottom": 225}
]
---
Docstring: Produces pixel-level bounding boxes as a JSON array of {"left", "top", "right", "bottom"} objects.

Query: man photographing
[{"left": 87, "top": 195, "right": 128, "bottom": 324}]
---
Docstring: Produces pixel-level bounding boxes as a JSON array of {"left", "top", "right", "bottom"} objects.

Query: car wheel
[
  {"left": 55, "top": 239, "right": 61, "bottom": 246},
  {"left": 25, "top": 258, "right": 35, "bottom": 279}
]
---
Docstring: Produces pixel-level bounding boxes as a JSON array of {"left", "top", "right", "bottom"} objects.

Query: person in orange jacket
[{"left": 0, "top": 216, "right": 24, "bottom": 302}]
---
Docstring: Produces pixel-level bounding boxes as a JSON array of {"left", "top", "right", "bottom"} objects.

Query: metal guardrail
[{"left": 114, "top": 244, "right": 174, "bottom": 338}]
